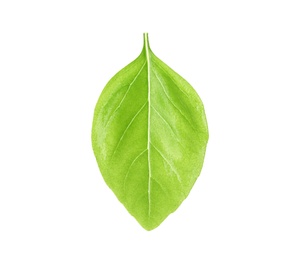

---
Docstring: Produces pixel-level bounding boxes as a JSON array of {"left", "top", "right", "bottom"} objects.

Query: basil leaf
[{"left": 92, "top": 33, "right": 209, "bottom": 230}]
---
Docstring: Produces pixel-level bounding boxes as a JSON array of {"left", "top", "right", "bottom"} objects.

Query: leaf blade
[{"left": 92, "top": 33, "right": 209, "bottom": 230}]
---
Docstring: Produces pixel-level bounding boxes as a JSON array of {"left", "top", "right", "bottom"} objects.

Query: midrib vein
[{"left": 145, "top": 33, "right": 152, "bottom": 217}]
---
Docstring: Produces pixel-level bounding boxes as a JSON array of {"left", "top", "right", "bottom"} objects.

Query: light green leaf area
[{"left": 92, "top": 33, "right": 209, "bottom": 231}]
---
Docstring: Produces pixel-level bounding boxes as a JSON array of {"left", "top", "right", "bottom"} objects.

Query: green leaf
[{"left": 92, "top": 33, "right": 209, "bottom": 231}]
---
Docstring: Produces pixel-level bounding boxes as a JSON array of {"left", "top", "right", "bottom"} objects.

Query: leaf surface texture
[{"left": 92, "top": 34, "right": 209, "bottom": 230}]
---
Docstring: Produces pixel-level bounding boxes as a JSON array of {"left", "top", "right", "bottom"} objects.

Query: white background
[{"left": 0, "top": 0, "right": 304, "bottom": 259}]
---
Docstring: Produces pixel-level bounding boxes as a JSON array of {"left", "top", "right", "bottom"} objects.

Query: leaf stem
[{"left": 143, "top": 32, "right": 149, "bottom": 49}]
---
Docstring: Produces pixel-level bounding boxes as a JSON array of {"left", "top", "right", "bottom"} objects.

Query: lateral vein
[
  {"left": 104, "top": 61, "right": 146, "bottom": 127},
  {"left": 150, "top": 142, "right": 182, "bottom": 183},
  {"left": 152, "top": 69, "right": 196, "bottom": 130},
  {"left": 123, "top": 149, "right": 148, "bottom": 192},
  {"left": 112, "top": 102, "right": 147, "bottom": 157}
]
